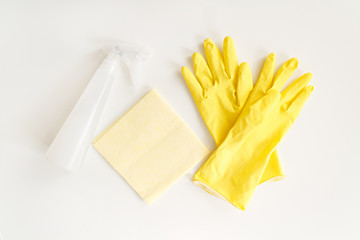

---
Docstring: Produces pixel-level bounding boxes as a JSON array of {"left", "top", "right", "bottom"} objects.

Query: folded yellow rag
[{"left": 93, "top": 89, "right": 209, "bottom": 204}]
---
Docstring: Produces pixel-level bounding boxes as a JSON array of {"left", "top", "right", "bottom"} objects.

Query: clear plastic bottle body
[{"left": 46, "top": 43, "right": 149, "bottom": 171}]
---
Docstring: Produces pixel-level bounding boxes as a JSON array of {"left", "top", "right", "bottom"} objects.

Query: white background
[{"left": 1, "top": 0, "right": 360, "bottom": 239}]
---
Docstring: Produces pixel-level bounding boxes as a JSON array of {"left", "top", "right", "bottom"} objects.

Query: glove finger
[
  {"left": 255, "top": 53, "right": 276, "bottom": 93},
  {"left": 271, "top": 57, "right": 299, "bottom": 91},
  {"left": 286, "top": 85, "right": 314, "bottom": 120},
  {"left": 181, "top": 66, "right": 204, "bottom": 102},
  {"left": 193, "top": 52, "right": 214, "bottom": 88},
  {"left": 223, "top": 36, "right": 239, "bottom": 79},
  {"left": 237, "top": 62, "right": 253, "bottom": 109},
  {"left": 204, "top": 38, "right": 228, "bottom": 82},
  {"left": 282, "top": 73, "right": 313, "bottom": 106}
]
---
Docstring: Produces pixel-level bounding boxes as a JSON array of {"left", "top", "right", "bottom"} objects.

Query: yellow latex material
[
  {"left": 181, "top": 37, "right": 285, "bottom": 186},
  {"left": 193, "top": 53, "right": 314, "bottom": 210}
]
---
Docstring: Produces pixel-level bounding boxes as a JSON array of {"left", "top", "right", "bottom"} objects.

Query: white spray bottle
[{"left": 46, "top": 43, "right": 148, "bottom": 171}]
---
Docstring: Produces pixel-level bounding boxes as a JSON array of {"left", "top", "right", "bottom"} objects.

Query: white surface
[{"left": 1, "top": 0, "right": 359, "bottom": 239}]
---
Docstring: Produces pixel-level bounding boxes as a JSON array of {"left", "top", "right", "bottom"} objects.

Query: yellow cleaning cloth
[{"left": 93, "top": 89, "right": 209, "bottom": 204}]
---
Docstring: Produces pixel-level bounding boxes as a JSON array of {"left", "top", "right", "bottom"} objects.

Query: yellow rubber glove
[
  {"left": 181, "top": 36, "right": 284, "bottom": 185},
  {"left": 193, "top": 53, "right": 314, "bottom": 210}
]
